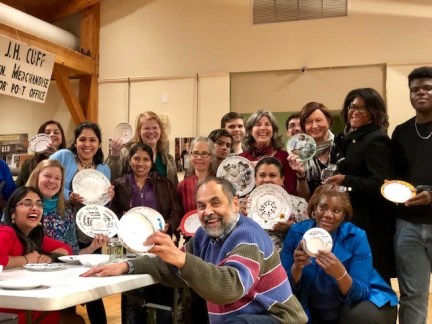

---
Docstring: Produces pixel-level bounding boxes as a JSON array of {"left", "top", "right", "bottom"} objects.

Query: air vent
[{"left": 253, "top": 0, "right": 347, "bottom": 24}]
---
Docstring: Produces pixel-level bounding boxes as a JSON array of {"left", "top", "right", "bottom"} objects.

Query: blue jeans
[{"left": 395, "top": 218, "right": 432, "bottom": 324}]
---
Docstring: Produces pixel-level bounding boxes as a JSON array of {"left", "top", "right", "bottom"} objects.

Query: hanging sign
[{"left": 0, "top": 35, "right": 55, "bottom": 103}]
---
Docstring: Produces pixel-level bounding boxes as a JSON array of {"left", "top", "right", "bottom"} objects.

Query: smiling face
[
  {"left": 191, "top": 141, "right": 212, "bottom": 173},
  {"left": 409, "top": 78, "right": 432, "bottom": 115},
  {"left": 255, "top": 163, "right": 284, "bottom": 186},
  {"left": 252, "top": 116, "right": 273, "bottom": 147},
  {"left": 75, "top": 128, "right": 100, "bottom": 163},
  {"left": 196, "top": 180, "right": 239, "bottom": 238},
  {"left": 44, "top": 123, "right": 63, "bottom": 149},
  {"left": 304, "top": 109, "right": 330, "bottom": 142},
  {"left": 13, "top": 192, "right": 43, "bottom": 236},
  {"left": 286, "top": 117, "right": 301, "bottom": 138},
  {"left": 139, "top": 118, "right": 161, "bottom": 148},
  {"left": 347, "top": 97, "right": 372, "bottom": 129},
  {"left": 37, "top": 166, "right": 62, "bottom": 199},
  {"left": 314, "top": 195, "right": 345, "bottom": 233},
  {"left": 224, "top": 118, "right": 245, "bottom": 144},
  {"left": 130, "top": 148, "right": 152, "bottom": 178}
]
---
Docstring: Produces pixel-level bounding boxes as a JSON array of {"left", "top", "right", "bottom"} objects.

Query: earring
[
  {"left": 11, "top": 215, "right": 15, "bottom": 224},
  {"left": 38, "top": 222, "right": 42, "bottom": 226}
]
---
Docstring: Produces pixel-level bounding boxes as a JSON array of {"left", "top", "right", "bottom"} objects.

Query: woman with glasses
[
  {"left": 110, "top": 143, "right": 182, "bottom": 324},
  {"left": 16, "top": 120, "right": 67, "bottom": 187},
  {"left": 107, "top": 111, "right": 178, "bottom": 186},
  {"left": 281, "top": 185, "right": 398, "bottom": 324},
  {"left": 0, "top": 186, "right": 75, "bottom": 323},
  {"left": 240, "top": 109, "right": 308, "bottom": 199},
  {"left": 326, "top": 88, "right": 397, "bottom": 283}
]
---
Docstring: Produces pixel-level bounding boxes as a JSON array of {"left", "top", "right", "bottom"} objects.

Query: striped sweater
[{"left": 131, "top": 215, "right": 307, "bottom": 323}]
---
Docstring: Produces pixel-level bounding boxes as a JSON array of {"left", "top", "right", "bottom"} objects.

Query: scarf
[
  {"left": 250, "top": 143, "right": 275, "bottom": 160},
  {"left": 43, "top": 195, "right": 59, "bottom": 213},
  {"left": 305, "top": 130, "right": 335, "bottom": 180}
]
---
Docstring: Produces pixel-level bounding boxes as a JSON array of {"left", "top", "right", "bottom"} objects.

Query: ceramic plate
[
  {"left": 58, "top": 255, "right": 81, "bottom": 264},
  {"left": 129, "top": 206, "right": 165, "bottom": 231},
  {"left": 118, "top": 210, "right": 155, "bottom": 254},
  {"left": 76, "top": 205, "right": 119, "bottom": 238},
  {"left": 23, "top": 263, "right": 64, "bottom": 271},
  {"left": 112, "top": 122, "right": 134, "bottom": 144},
  {"left": 381, "top": 180, "right": 416, "bottom": 204},
  {"left": 216, "top": 156, "right": 255, "bottom": 197},
  {"left": 29, "top": 133, "right": 52, "bottom": 153},
  {"left": 286, "top": 133, "right": 317, "bottom": 161},
  {"left": 72, "top": 169, "right": 111, "bottom": 206},
  {"left": 248, "top": 184, "right": 291, "bottom": 230},
  {"left": 0, "top": 279, "right": 44, "bottom": 290},
  {"left": 302, "top": 227, "right": 333, "bottom": 257},
  {"left": 180, "top": 210, "right": 201, "bottom": 236}
]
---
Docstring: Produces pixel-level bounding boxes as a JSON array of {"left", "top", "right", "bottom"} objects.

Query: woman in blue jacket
[{"left": 281, "top": 184, "right": 398, "bottom": 323}]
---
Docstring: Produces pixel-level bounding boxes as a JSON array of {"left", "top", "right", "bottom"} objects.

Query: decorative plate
[
  {"left": 72, "top": 169, "right": 111, "bottom": 206},
  {"left": 29, "top": 133, "right": 52, "bottom": 153},
  {"left": 58, "top": 255, "right": 81, "bottom": 264},
  {"left": 286, "top": 133, "right": 317, "bottom": 161},
  {"left": 129, "top": 206, "right": 165, "bottom": 231},
  {"left": 248, "top": 184, "right": 291, "bottom": 230},
  {"left": 76, "top": 205, "right": 119, "bottom": 238},
  {"left": 180, "top": 210, "right": 201, "bottom": 237},
  {"left": 23, "top": 263, "right": 64, "bottom": 271},
  {"left": 216, "top": 156, "right": 255, "bottom": 197},
  {"left": 302, "top": 227, "right": 333, "bottom": 257},
  {"left": 118, "top": 210, "right": 155, "bottom": 254},
  {"left": 112, "top": 122, "right": 134, "bottom": 144},
  {"left": 381, "top": 180, "right": 416, "bottom": 204},
  {"left": 0, "top": 279, "right": 44, "bottom": 290}
]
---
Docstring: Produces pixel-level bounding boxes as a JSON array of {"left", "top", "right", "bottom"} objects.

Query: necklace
[
  {"left": 414, "top": 122, "right": 432, "bottom": 140},
  {"left": 76, "top": 156, "right": 94, "bottom": 169}
]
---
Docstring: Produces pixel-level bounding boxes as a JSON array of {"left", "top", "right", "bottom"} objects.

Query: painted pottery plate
[
  {"left": 58, "top": 255, "right": 81, "bottom": 264},
  {"left": 76, "top": 204, "right": 119, "bottom": 238},
  {"left": 112, "top": 122, "right": 134, "bottom": 144},
  {"left": 248, "top": 184, "right": 291, "bottom": 230},
  {"left": 180, "top": 210, "right": 201, "bottom": 237},
  {"left": 381, "top": 180, "right": 416, "bottom": 204},
  {"left": 216, "top": 156, "right": 255, "bottom": 196},
  {"left": 286, "top": 133, "right": 317, "bottom": 161},
  {"left": 118, "top": 210, "right": 155, "bottom": 254},
  {"left": 129, "top": 206, "right": 165, "bottom": 232},
  {"left": 23, "top": 263, "right": 64, "bottom": 271},
  {"left": 302, "top": 227, "right": 333, "bottom": 257},
  {"left": 29, "top": 133, "right": 52, "bottom": 153},
  {"left": 72, "top": 169, "right": 111, "bottom": 206},
  {"left": 0, "top": 279, "right": 44, "bottom": 290}
]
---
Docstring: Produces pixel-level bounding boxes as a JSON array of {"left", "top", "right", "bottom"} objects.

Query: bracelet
[
  {"left": 296, "top": 174, "right": 306, "bottom": 181},
  {"left": 336, "top": 270, "right": 347, "bottom": 281},
  {"left": 23, "top": 255, "right": 28, "bottom": 264}
]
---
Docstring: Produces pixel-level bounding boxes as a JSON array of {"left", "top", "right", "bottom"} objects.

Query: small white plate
[
  {"left": 29, "top": 133, "right": 52, "bottom": 153},
  {"left": 248, "top": 184, "right": 291, "bottom": 230},
  {"left": 58, "top": 255, "right": 81, "bottom": 264},
  {"left": 0, "top": 279, "right": 44, "bottom": 290},
  {"left": 286, "top": 133, "right": 317, "bottom": 161},
  {"left": 118, "top": 210, "right": 155, "bottom": 254},
  {"left": 76, "top": 205, "right": 119, "bottom": 238},
  {"left": 381, "top": 180, "right": 416, "bottom": 204},
  {"left": 216, "top": 156, "right": 255, "bottom": 197},
  {"left": 302, "top": 227, "right": 333, "bottom": 257},
  {"left": 77, "top": 254, "right": 110, "bottom": 267},
  {"left": 129, "top": 206, "right": 165, "bottom": 231},
  {"left": 72, "top": 169, "right": 111, "bottom": 206},
  {"left": 180, "top": 210, "right": 201, "bottom": 236},
  {"left": 23, "top": 263, "right": 64, "bottom": 271},
  {"left": 112, "top": 122, "right": 134, "bottom": 144}
]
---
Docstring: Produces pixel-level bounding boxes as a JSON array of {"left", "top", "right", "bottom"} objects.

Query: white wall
[{"left": 1, "top": 0, "right": 431, "bottom": 157}]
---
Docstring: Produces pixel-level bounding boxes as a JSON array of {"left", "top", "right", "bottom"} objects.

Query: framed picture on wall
[{"left": 175, "top": 137, "right": 195, "bottom": 172}]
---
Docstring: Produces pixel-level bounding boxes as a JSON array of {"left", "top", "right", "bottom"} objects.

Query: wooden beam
[
  {"left": 38, "top": 0, "right": 101, "bottom": 23},
  {"left": 53, "top": 64, "right": 87, "bottom": 125},
  {"left": 0, "top": 23, "right": 96, "bottom": 76}
]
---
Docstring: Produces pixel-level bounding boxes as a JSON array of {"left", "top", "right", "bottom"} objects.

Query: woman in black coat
[{"left": 327, "top": 88, "right": 397, "bottom": 283}]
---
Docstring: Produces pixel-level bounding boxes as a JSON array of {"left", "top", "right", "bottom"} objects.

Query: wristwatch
[{"left": 126, "top": 260, "right": 135, "bottom": 274}]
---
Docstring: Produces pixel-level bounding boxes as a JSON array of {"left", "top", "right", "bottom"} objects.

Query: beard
[{"left": 203, "top": 212, "right": 238, "bottom": 238}]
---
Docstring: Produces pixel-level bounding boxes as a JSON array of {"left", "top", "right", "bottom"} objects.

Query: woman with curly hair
[{"left": 107, "top": 111, "right": 178, "bottom": 185}]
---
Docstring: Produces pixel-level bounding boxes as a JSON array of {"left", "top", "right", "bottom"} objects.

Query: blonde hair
[
  {"left": 133, "top": 111, "right": 169, "bottom": 153},
  {"left": 26, "top": 160, "right": 66, "bottom": 217}
]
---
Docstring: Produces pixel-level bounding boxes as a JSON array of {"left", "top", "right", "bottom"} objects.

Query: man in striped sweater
[{"left": 82, "top": 177, "right": 307, "bottom": 323}]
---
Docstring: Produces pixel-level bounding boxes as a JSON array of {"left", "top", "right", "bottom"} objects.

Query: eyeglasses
[
  {"left": 191, "top": 151, "right": 211, "bottom": 158},
  {"left": 16, "top": 199, "right": 43, "bottom": 209},
  {"left": 321, "top": 184, "right": 352, "bottom": 193},
  {"left": 348, "top": 104, "right": 367, "bottom": 113}
]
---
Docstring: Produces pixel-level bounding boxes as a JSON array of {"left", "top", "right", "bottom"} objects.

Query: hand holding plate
[
  {"left": 315, "top": 250, "right": 345, "bottom": 280},
  {"left": 146, "top": 231, "right": 186, "bottom": 269},
  {"left": 292, "top": 243, "right": 310, "bottom": 270},
  {"left": 110, "top": 137, "right": 125, "bottom": 156},
  {"left": 70, "top": 191, "right": 84, "bottom": 204},
  {"left": 271, "top": 218, "right": 294, "bottom": 234},
  {"left": 404, "top": 190, "right": 432, "bottom": 207},
  {"left": 287, "top": 153, "right": 305, "bottom": 174},
  {"left": 88, "top": 234, "right": 110, "bottom": 253}
]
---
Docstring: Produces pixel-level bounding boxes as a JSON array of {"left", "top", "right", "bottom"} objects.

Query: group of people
[{"left": 0, "top": 66, "right": 430, "bottom": 324}]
